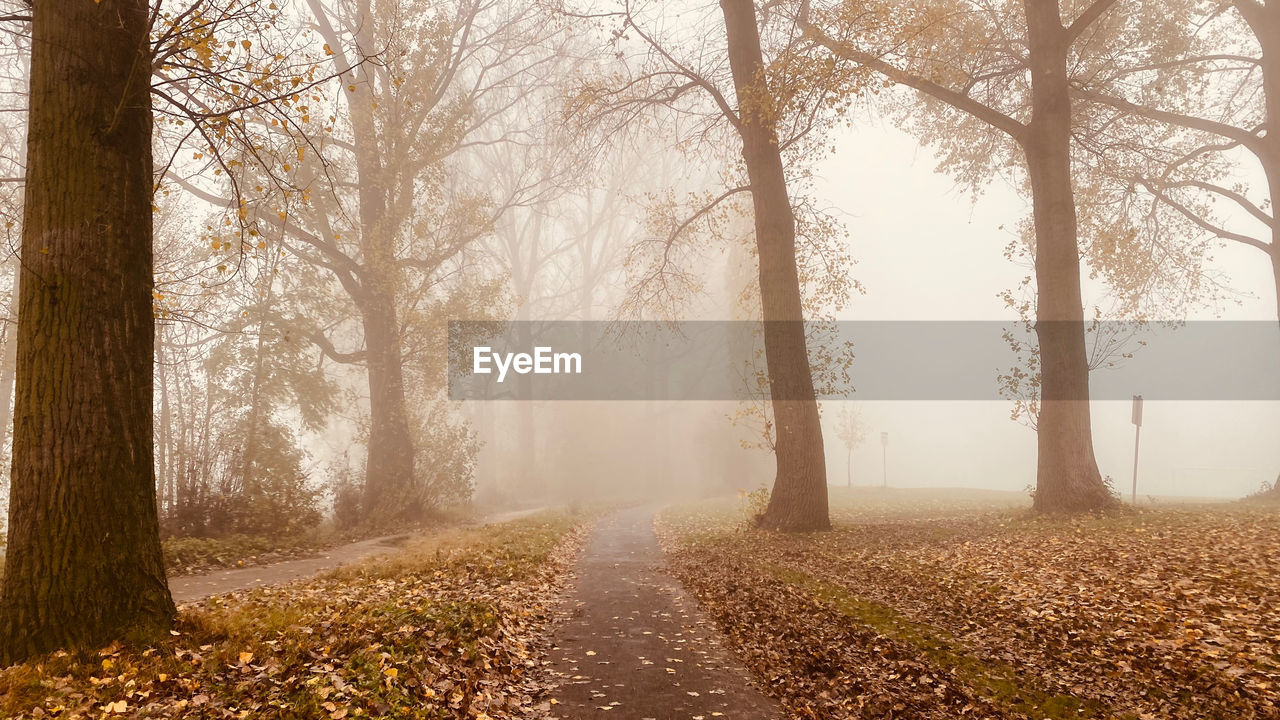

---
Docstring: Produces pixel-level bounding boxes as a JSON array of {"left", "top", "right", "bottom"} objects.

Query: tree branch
[
  {"left": 1077, "top": 87, "right": 1265, "bottom": 155},
  {"left": 1065, "top": 0, "right": 1122, "bottom": 44},
  {"left": 804, "top": 26, "right": 1027, "bottom": 142},
  {"left": 310, "top": 329, "right": 366, "bottom": 364},
  {"left": 1136, "top": 178, "right": 1271, "bottom": 252},
  {"left": 1148, "top": 178, "right": 1272, "bottom": 227}
]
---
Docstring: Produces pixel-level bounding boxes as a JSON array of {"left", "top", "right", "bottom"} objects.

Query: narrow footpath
[
  {"left": 548, "top": 506, "right": 780, "bottom": 719},
  {"left": 169, "top": 506, "right": 548, "bottom": 603}
]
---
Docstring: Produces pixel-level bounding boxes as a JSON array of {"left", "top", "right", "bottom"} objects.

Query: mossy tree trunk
[
  {"left": 0, "top": 0, "right": 175, "bottom": 663},
  {"left": 721, "top": 0, "right": 830, "bottom": 532}
]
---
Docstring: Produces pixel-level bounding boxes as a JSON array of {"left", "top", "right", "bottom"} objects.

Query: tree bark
[
  {"left": 1024, "top": 0, "right": 1113, "bottom": 512},
  {"left": 350, "top": 0, "right": 416, "bottom": 520},
  {"left": 359, "top": 284, "right": 417, "bottom": 520},
  {"left": 721, "top": 0, "right": 830, "bottom": 531},
  {"left": 1252, "top": 1, "right": 1280, "bottom": 327},
  {"left": 0, "top": 0, "right": 175, "bottom": 663}
]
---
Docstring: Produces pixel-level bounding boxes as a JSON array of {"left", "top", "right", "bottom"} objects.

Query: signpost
[
  {"left": 1131, "top": 395, "right": 1143, "bottom": 504},
  {"left": 880, "top": 432, "right": 889, "bottom": 488}
]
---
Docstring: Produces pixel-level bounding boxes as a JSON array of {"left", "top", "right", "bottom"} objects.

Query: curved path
[
  {"left": 169, "top": 507, "right": 548, "bottom": 604},
  {"left": 548, "top": 506, "right": 780, "bottom": 719}
]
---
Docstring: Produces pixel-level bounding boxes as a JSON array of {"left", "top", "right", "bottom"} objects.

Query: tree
[
  {"left": 151, "top": 223, "right": 336, "bottom": 538},
  {"left": 833, "top": 403, "right": 865, "bottom": 487},
  {"left": 0, "top": 0, "right": 175, "bottom": 662},
  {"left": 169, "top": 0, "right": 559, "bottom": 522},
  {"left": 1078, "top": 2, "right": 1278, "bottom": 324},
  {"left": 568, "top": 0, "right": 861, "bottom": 530},
  {"left": 802, "top": 0, "right": 1123, "bottom": 512},
  {"left": 720, "top": 0, "right": 830, "bottom": 530}
]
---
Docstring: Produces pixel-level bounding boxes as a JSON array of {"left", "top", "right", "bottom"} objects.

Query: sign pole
[
  {"left": 1131, "top": 395, "right": 1143, "bottom": 504},
  {"left": 880, "top": 432, "right": 888, "bottom": 488}
]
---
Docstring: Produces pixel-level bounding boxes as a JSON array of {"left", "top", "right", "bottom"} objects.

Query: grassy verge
[
  {"left": 162, "top": 530, "right": 339, "bottom": 576},
  {"left": 764, "top": 563, "right": 1112, "bottom": 720},
  {"left": 0, "top": 510, "right": 588, "bottom": 719},
  {"left": 159, "top": 505, "right": 489, "bottom": 576}
]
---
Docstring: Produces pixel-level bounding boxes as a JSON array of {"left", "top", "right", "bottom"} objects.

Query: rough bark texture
[
  {"left": 721, "top": 0, "right": 830, "bottom": 532},
  {"left": 0, "top": 0, "right": 175, "bottom": 663},
  {"left": 1024, "top": 0, "right": 1113, "bottom": 513}
]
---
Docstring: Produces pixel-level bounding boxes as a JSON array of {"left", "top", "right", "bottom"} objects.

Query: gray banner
[{"left": 446, "top": 321, "right": 1280, "bottom": 401}]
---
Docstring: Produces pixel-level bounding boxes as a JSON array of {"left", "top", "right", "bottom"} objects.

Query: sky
[{"left": 809, "top": 117, "right": 1280, "bottom": 499}]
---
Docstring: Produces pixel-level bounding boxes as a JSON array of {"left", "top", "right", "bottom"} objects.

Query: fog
[
  {"left": 460, "top": 116, "right": 1280, "bottom": 509},
  {"left": 1, "top": 0, "right": 1278, "bottom": 547}
]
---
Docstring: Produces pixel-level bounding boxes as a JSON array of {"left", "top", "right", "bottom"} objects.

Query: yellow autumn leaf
[
  {"left": 239, "top": 651, "right": 254, "bottom": 664},
  {"left": 383, "top": 667, "right": 398, "bottom": 678}
]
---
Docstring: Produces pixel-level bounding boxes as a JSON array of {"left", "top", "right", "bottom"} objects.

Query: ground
[
  {"left": 660, "top": 487, "right": 1280, "bottom": 720},
  {"left": 0, "top": 512, "right": 586, "bottom": 719},
  {"left": 2, "top": 491, "right": 1277, "bottom": 719}
]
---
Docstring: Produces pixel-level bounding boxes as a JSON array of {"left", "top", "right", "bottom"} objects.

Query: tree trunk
[
  {"left": 360, "top": 285, "right": 417, "bottom": 520},
  {"left": 1271, "top": 245, "right": 1280, "bottom": 327},
  {"left": 721, "top": 0, "right": 830, "bottom": 532},
  {"left": 1023, "top": 0, "right": 1113, "bottom": 512},
  {"left": 1255, "top": 2, "right": 1280, "bottom": 496},
  {"left": 515, "top": 307, "right": 536, "bottom": 491},
  {"left": 0, "top": 0, "right": 175, "bottom": 663},
  {"left": 155, "top": 328, "right": 171, "bottom": 520},
  {"left": 350, "top": 0, "right": 416, "bottom": 521},
  {"left": 1254, "top": 1, "right": 1280, "bottom": 327}
]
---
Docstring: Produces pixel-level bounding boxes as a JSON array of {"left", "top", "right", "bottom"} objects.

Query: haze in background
[{"left": 813, "top": 119, "right": 1280, "bottom": 499}]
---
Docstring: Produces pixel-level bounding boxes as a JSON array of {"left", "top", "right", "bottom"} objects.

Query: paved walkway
[
  {"left": 169, "top": 506, "right": 549, "bottom": 603},
  {"left": 548, "top": 506, "right": 780, "bottom": 719},
  {"left": 168, "top": 534, "right": 407, "bottom": 603}
]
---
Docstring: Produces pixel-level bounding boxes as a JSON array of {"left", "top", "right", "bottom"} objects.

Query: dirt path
[
  {"left": 548, "top": 506, "right": 780, "bottom": 720},
  {"left": 168, "top": 534, "right": 408, "bottom": 603},
  {"left": 169, "top": 506, "right": 550, "bottom": 604}
]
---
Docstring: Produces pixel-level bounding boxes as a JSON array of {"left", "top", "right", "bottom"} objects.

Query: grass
[
  {"left": 0, "top": 509, "right": 588, "bottom": 719},
  {"left": 764, "top": 562, "right": 1114, "bottom": 720},
  {"left": 161, "top": 530, "right": 338, "bottom": 575},
  {"left": 660, "top": 487, "right": 1280, "bottom": 720},
  {"left": 158, "top": 503, "right": 490, "bottom": 576}
]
